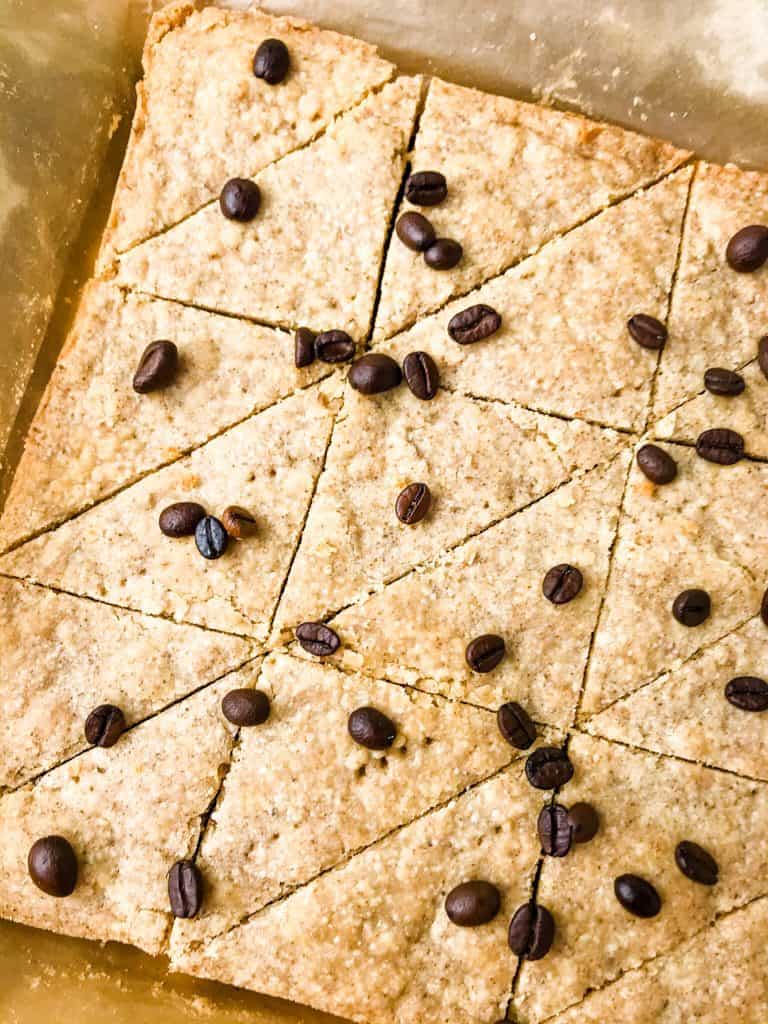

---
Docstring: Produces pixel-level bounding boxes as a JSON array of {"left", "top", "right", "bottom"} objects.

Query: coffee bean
[
  {"left": 168, "top": 860, "right": 203, "bottom": 919},
  {"left": 525, "top": 747, "right": 574, "bottom": 790},
  {"left": 695, "top": 427, "right": 745, "bottom": 464},
  {"left": 636, "top": 444, "right": 677, "bottom": 485},
  {"left": 537, "top": 803, "right": 572, "bottom": 857},
  {"left": 424, "top": 238, "right": 462, "bottom": 270},
  {"left": 348, "top": 706, "right": 396, "bottom": 749},
  {"left": 447, "top": 304, "right": 502, "bottom": 345},
  {"left": 395, "top": 482, "right": 431, "bottom": 524},
  {"left": 195, "top": 515, "right": 229, "bottom": 560},
  {"left": 395, "top": 211, "right": 436, "bottom": 252},
  {"left": 567, "top": 802, "right": 599, "bottom": 844},
  {"left": 725, "top": 225, "right": 768, "bottom": 272},
  {"left": 28, "top": 836, "right": 78, "bottom": 897},
  {"left": 444, "top": 880, "right": 500, "bottom": 926},
  {"left": 348, "top": 353, "right": 403, "bottom": 394},
  {"left": 627, "top": 314, "right": 667, "bottom": 350},
  {"left": 315, "top": 330, "right": 356, "bottom": 364},
  {"left": 253, "top": 38, "right": 290, "bottom": 84},
  {"left": 159, "top": 501, "right": 206, "bottom": 538},
  {"left": 294, "top": 327, "right": 316, "bottom": 368},
  {"left": 84, "top": 704, "right": 126, "bottom": 748},
  {"left": 542, "top": 564, "right": 583, "bottom": 605},
  {"left": 132, "top": 340, "right": 178, "bottom": 393},
  {"left": 219, "top": 177, "right": 261, "bottom": 221},
  {"left": 725, "top": 676, "right": 768, "bottom": 712},
  {"left": 672, "top": 588, "right": 711, "bottom": 627},
  {"left": 674, "top": 840, "right": 719, "bottom": 885},
  {"left": 465, "top": 634, "right": 506, "bottom": 673},
  {"left": 296, "top": 621, "right": 340, "bottom": 657},
  {"left": 221, "top": 505, "right": 257, "bottom": 539},
  {"left": 496, "top": 702, "right": 537, "bottom": 750},
  {"left": 761, "top": 587, "right": 768, "bottom": 627},
  {"left": 614, "top": 874, "right": 661, "bottom": 918},
  {"left": 402, "top": 351, "right": 439, "bottom": 400},
  {"left": 508, "top": 902, "right": 555, "bottom": 960},
  {"left": 221, "top": 688, "right": 271, "bottom": 726},
  {"left": 404, "top": 170, "right": 447, "bottom": 206},
  {"left": 704, "top": 367, "right": 745, "bottom": 396},
  {"left": 758, "top": 337, "right": 768, "bottom": 381}
]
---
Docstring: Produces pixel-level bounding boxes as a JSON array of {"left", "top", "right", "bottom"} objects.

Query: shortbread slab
[
  {"left": 0, "top": 379, "right": 342, "bottom": 639},
  {"left": 115, "top": 77, "right": 421, "bottom": 338},
  {"left": 99, "top": 1, "right": 394, "bottom": 261},
  {"left": 0, "top": 282, "right": 328, "bottom": 553},
  {"left": 374, "top": 77, "right": 690, "bottom": 341},
  {"left": 380, "top": 169, "right": 691, "bottom": 431}
]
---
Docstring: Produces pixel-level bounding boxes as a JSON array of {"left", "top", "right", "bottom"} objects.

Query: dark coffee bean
[
  {"left": 348, "top": 706, "right": 396, "bottom": 749},
  {"left": 674, "top": 840, "right": 719, "bottom": 886},
  {"left": 614, "top": 874, "right": 661, "bottom": 918},
  {"left": 761, "top": 587, "right": 768, "bottom": 627},
  {"left": 496, "top": 702, "right": 537, "bottom": 750},
  {"left": 221, "top": 688, "right": 271, "bottom": 726},
  {"left": 725, "top": 676, "right": 768, "bottom": 712},
  {"left": 132, "top": 340, "right": 178, "bottom": 393},
  {"left": 725, "top": 225, "right": 768, "bottom": 272},
  {"left": 567, "top": 802, "right": 599, "bottom": 844},
  {"left": 84, "top": 704, "right": 126, "bottom": 748},
  {"left": 424, "top": 238, "right": 462, "bottom": 270},
  {"left": 542, "top": 564, "right": 583, "bottom": 605},
  {"left": 253, "top": 38, "right": 290, "bottom": 84},
  {"left": 28, "top": 836, "right": 78, "bottom": 897},
  {"left": 525, "top": 747, "right": 574, "bottom": 790},
  {"left": 537, "top": 803, "right": 572, "bottom": 857},
  {"left": 508, "top": 903, "right": 555, "bottom": 960},
  {"left": 758, "top": 337, "right": 768, "bottom": 380},
  {"left": 195, "top": 515, "right": 229, "bottom": 560},
  {"left": 444, "top": 880, "right": 500, "bottom": 926},
  {"left": 219, "top": 178, "right": 261, "bottom": 221},
  {"left": 627, "top": 314, "right": 667, "bottom": 350},
  {"left": 395, "top": 211, "right": 436, "bottom": 252},
  {"left": 404, "top": 170, "right": 447, "bottom": 206},
  {"left": 672, "top": 588, "right": 711, "bottom": 627},
  {"left": 221, "top": 505, "right": 257, "bottom": 539},
  {"left": 159, "top": 501, "right": 206, "bottom": 538},
  {"left": 348, "top": 353, "right": 403, "bottom": 394},
  {"left": 395, "top": 482, "right": 431, "bottom": 524},
  {"left": 447, "top": 304, "right": 502, "bottom": 345},
  {"left": 636, "top": 444, "right": 677, "bottom": 485},
  {"left": 403, "top": 351, "right": 439, "bottom": 400},
  {"left": 296, "top": 621, "right": 340, "bottom": 657},
  {"left": 704, "top": 367, "right": 745, "bottom": 396},
  {"left": 695, "top": 427, "right": 745, "bottom": 465},
  {"left": 168, "top": 860, "right": 203, "bottom": 919},
  {"left": 465, "top": 634, "right": 506, "bottom": 673},
  {"left": 315, "top": 330, "right": 356, "bottom": 364},
  {"left": 294, "top": 327, "right": 316, "bottom": 368}
]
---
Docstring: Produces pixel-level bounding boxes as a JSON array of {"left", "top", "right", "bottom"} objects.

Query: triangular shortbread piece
[
  {"left": 272, "top": 385, "right": 626, "bottom": 638},
  {"left": 114, "top": 77, "right": 421, "bottom": 337},
  {"left": 581, "top": 441, "right": 768, "bottom": 717},
  {"left": 99, "top": 2, "right": 394, "bottom": 261},
  {"left": 0, "top": 379, "right": 342, "bottom": 639},
  {"left": 374, "top": 77, "right": 690, "bottom": 341},
  {"left": 0, "top": 281, "right": 328, "bottom": 553},
  {"left": 652, "top": 162, "right": 768, "bottom": 419},
  {"left": 0, "top": 576, "right": 252, "bottom": 791},
  {"left": 381, "top": 170, "right": 691, "bottom": 431},
  {"left": 319, "top": 453, "right": 629, "bottom": 728},
  {"left": 515, "top": 733, "right": 768, "bottom": 1023},
  {"left": 173, "top": 759, "right": 543, "bottom": 1024}
]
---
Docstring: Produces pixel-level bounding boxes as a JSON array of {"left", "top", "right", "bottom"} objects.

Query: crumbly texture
[{"left": 114, "top": 77, "right": 421, "bottom": 337}]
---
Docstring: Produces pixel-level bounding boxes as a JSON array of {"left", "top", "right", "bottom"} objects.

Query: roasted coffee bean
[
  {"left": 508, "top": 902, "right": 555, "bottom": 960},
  {"left": 725, "top": 675, "right": 768, "bottom": 712},
  {"left": 296, "top": 621, "right": 340, "bottom": 657},
  {"left": 695, "top": 427, "right": 745, "bottom": 465},
  {"left": 132, "top": 340, "right": 178, "bottom": 393},
  {"left": 537, "top": 803, "right": 572, "bottom": 857},
  {"left": 395, "top": 482, "right": 431, "bottom": 524},
  {"left": 465, "top": 634, "right": 506, "bottom": 673},
  {"left": 627, "top": 314, "right": 668, "bottom": 350},
  {"left": 758, "top": 336, "right": 768, "bottom": 380},
  {"left": 496, "top": 702, "right": 537, "bottom": 750},
  {"left": 403, "top": 350, "right": 439, "bottom": 400},
  {"left": 404, "top": 170, "right": 447, "bottom": 206},
  {"left": 348, "top": 706, "right": 396, "bottom": 749},
  {"left": 704, "top": 367, "right": 745, "bottom": 396},
  {"left": 542, "top": 564, "right": 583, "bottom": 605},
  {"left": 395, "top": 211, "right": 436, "bottom": 252},
  {"left": 614, "top": 874, "right": 661, "bottom": 918},
  {"left": 28, "top": 836, "right": 78, "bottom": 897},
  {"left": 761, "top": 587, "right": 768, "bottom": 627},
  {"left": 294, "top": 327, "right": 316, "bottom": 368},
  {"left": 348, "top": 353, "right": 403, "bottom": 394},
  {"left": 636, "top": 443, "right": 677, "bottom": 485},
  {"left": 525, "top": 746, "right": 574, "bottom": 790},
  {"left": 444, "top": 880, "right": 500, "bottom": 926},
  {"left": 672, "top": 588, "right": 711, "bottom": 627},
  {"left": 252, "top": 38, "right": 290, "bottom": 84},
  {"left": 168, "top": 860, "right": 203, "bottom": 919},
  {"left": 725, "top": 224, "right": 768, "bottom": 272},
  {"left": 675, "top": 840, "right": 719, "bottom": 885},
  {"left": 447, "top": 304, "right": 502, "bottom": 345},
  {"left": 315, "top": 330, "right": 356, "bottom": 363},
  {"left": 424, "top": 237, "right": 463, "bottom": 270},
  {"left": 221, "top": 505, "right": 257, "bottom": 538},
  {"left": 219, "top": 177, "right": 261, "bottom": 221},
  {"left": 159, "top": 501, "right": 206, "bottom": 537},
  {"left": 195, "top": 515, "right": 229, "bottom": 560},
  {"left": 84, "top": 704, "right": 126, "bottom": 748},
  {"left": 567, "top": 802, "right": 599, "bottom": 844},
  {"left": 221, "top": 688, "right": 271, "bottom": 726}
]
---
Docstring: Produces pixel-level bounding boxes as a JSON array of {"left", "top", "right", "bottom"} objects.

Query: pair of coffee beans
[
  {"left": 443, "top": 882, "right": 555, "bottom": 961},
  {"left": 537, "top": 802, "right": 599, "bottom": 857},
  {"left": 294, "top": 328, "right": 357, "bottom": 367}
]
